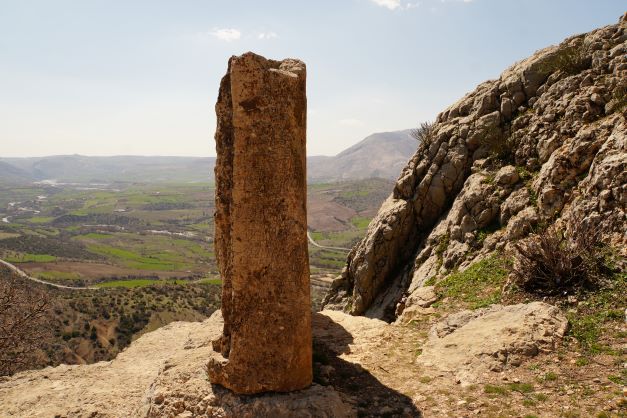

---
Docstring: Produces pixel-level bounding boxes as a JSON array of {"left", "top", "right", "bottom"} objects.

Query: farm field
[
  {"left": 0, "top": 179, "right": 391, "bottom": 287},
  {"left": 0, "top": 178, "right": 392, "bottom": 372}
]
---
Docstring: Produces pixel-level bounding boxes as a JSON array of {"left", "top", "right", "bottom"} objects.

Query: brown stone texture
[
  {"left": 207, "top": 52, "right": 312, "bottom": 394},
  {"left": 324, "top": 15, "right": 626, "bottom": 321}
]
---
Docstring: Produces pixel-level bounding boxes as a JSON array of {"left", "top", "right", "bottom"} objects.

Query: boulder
[
  {"left": 500, "top": 187, "right": 530, "bottom": 225},
  {"left": 505, "top": 206, "right": 538, "bottom": 240},
  {"left": 494, "top": 165, "right": 520, "bottom": 185},
  {"left": 417, "top": 302, "right": 568, "bottom": 384},
  {"left": 405, "top": 286, "right": 437, "bottom": 308}
]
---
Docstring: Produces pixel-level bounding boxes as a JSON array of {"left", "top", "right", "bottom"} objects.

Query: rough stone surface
[
  {"left": 405, "top": 285, "right": 437, "bottom": 308},
  {"left": 324, "top": 15, "right": 626, "bottom": 320},
  {"left": 209, "top": 52, "right": 312, "bottom": 393},
  {"left": 0, "top": 312, "right": 354, "bottom": 418},
  {"left": 494, "top": 165, "right": 520, "bottom": 185},
  {"left": 505, "top": 206, "right": 539, "bottom": 240},
  {"left": 417, "top": 302, "right": 568, "bottom": 384}
]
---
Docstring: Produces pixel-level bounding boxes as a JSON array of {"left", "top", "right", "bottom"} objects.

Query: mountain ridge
[{"left": 0, "top": 130, "right": 416, "bottom": 184}]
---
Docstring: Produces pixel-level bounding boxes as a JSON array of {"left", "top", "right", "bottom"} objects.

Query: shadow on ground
[{"left": 312, "top": 312, "right": 422, "bottom": 417}]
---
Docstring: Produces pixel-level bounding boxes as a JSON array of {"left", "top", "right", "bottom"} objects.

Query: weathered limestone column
[{"left": 207, "top": 52, "right": 312, "bottom": 394}]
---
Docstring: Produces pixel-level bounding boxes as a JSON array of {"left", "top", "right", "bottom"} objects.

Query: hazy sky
[{"left": 0, "top": 0, "right": 624, "bottom": 157}]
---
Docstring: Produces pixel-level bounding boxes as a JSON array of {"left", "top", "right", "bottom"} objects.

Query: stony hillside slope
[
  {"left": 2, "top": 302, "right": 621, "bottom": 417},
  {"left": 324, "top": 14, "right": 626, "bottom": 320},
  {"left": 308, "top": 130, "right": 416, "bottom": 182}
]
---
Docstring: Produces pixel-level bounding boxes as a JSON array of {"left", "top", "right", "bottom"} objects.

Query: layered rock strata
[{"left": 208, "top": 52, "right": 312, "bottom": 394}]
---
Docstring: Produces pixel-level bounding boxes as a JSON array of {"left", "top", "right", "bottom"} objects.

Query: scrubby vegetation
[
  {"left": 411, "top": 121, "right": 435, "bottom": 149},
  {"left": 432, "top": 254, "right": 511, "bottom": 310},
  {"left": 539, "top": 44, "right": 591, "bottom": 76},
  {"left": 510, "top": 219, "right": 614, "bottom": 295},
  {"left": 0, "top": 268, "right": 49, "bottom": 376}
]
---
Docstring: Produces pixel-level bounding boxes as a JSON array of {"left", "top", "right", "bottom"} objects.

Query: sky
[{"left": 0, "top": 0, "right": 624, "bottom": 158}]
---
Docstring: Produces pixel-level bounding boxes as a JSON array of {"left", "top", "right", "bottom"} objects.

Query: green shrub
[{"left": 484, "top": 384, "right": 509, "bottom": 396}]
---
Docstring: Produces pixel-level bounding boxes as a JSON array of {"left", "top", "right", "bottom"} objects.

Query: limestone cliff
[{"left": 324, "top": 15, "right": 626, "bottom": 320}]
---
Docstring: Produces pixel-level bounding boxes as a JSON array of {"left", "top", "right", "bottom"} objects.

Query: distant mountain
[
  {"left": 0, "top": 130, "right": 417, "bottom": 185},
  {"left": 0, "top": 161, "right": 32, "bottom": 183},
  {"left": 0, "top": 155, "right": 216, "bottom": 185},
  {"left": 308, "top": 130, "right": 417, "bottom": 182}
]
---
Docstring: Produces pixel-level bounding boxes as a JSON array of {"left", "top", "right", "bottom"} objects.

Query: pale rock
[
  {"left": 0, "top": 312, "right": 355, "bottom": 417},
  {"left": 405, "top": 286, "right": 438, "bottom": 309},
  {"left": 500, "top": 187, "right": 530, "bottom": 225},
  {"left": 494, "top": 165, "right": 520, "bottom": 185},
  {"left": 500, "top": 97, "right": 514, "bottom": 120},
  {"left": 505, "top": 206, "right": 538, "bottom": 240},
  {"left": 417, "top": 302, "right": 568, "bottom": 384}
]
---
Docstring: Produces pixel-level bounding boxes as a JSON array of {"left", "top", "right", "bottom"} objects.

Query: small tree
[{"left": 0, "top": 269, "right": 49, "bottom": 376}]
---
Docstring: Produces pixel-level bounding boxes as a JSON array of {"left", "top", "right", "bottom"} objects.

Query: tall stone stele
[{"left": 207, "top": 52, "right": 312, "bottom": 394}]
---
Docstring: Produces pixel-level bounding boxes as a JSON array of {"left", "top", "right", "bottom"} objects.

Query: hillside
[
  {"left": 308, "top": 130, "right": 417, "bottom": 182},
  {"left": 0, "top": 131, "right": 415, "bottom": 185},
  {"left": 0, "top": 155, "right": 216, "bottom": 184},
  {"left": 1, "top": 14, "right": 625, "bottom": 418},
  {"left": 0, "top": 264, "right": 221, "bottom": 374},
  {"left": 325, "top": 13, "right": 626, "bottom": 320},
  {"left": 0, "top": 178, "right": 392, "bottom": 373},
  {"left": 0, "top": 161, "right": 31, "bottom": 184}
]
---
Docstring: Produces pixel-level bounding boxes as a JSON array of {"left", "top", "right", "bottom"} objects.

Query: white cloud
[
  {"left": 210, "top": 28, "right": 241, "bottom": 42},
  {"left": 370, "top": 0, "right": 421, "bottom": 11},
  {"left": 257, "top": 31, "right": 278, "bottom": 40},
  {"left": 370, "top": 0, "right": 401, "bottom": 10},
  {"left": 339, "top": 118, "right": 364, "bottom": 127}
]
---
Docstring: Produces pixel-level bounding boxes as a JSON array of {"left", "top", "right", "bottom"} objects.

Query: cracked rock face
[
  {"left": 324, "top": 15, "right": 626, "bottom": 320},
  {"left": 208, "top": 52, "right": 312, "bottom": 394}
]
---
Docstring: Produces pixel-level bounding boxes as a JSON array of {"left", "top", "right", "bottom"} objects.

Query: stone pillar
[{"left": 207, "top": 52, "right": 312, "bottom": 394}]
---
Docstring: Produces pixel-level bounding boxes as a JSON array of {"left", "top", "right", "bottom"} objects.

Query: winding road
[
  {"left": 307, "top": 231, "right": 351, "bottom": 252},
  {"left": 0, "top": 231, "right": 347, "bottom": 290},
  {"left": 0, "top": 259, "right": 97, "bottom": 290}
]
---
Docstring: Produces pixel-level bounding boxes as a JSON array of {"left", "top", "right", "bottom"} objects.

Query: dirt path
[
  {"left": 0, "top": 259, "right": 97, "bottom": 290},
  {"left": 0, "top": 309, "right": 622, "bottom": 417},
  {"left": 307, "top": 230, "right": 351, "bottom": 252}
]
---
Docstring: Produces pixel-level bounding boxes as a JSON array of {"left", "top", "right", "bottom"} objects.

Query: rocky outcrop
[
  {"left": 0, "top": 312, "right": 354, "bottom": 418},
  {"left": 417, "top": 302, "right": 568, "bottom": 384},
  {"left": 208, "top": 52, "right": 312, "bottom": 394},
  {"left": 324, "top": 15, "right": 626, "bottom": 320}
]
